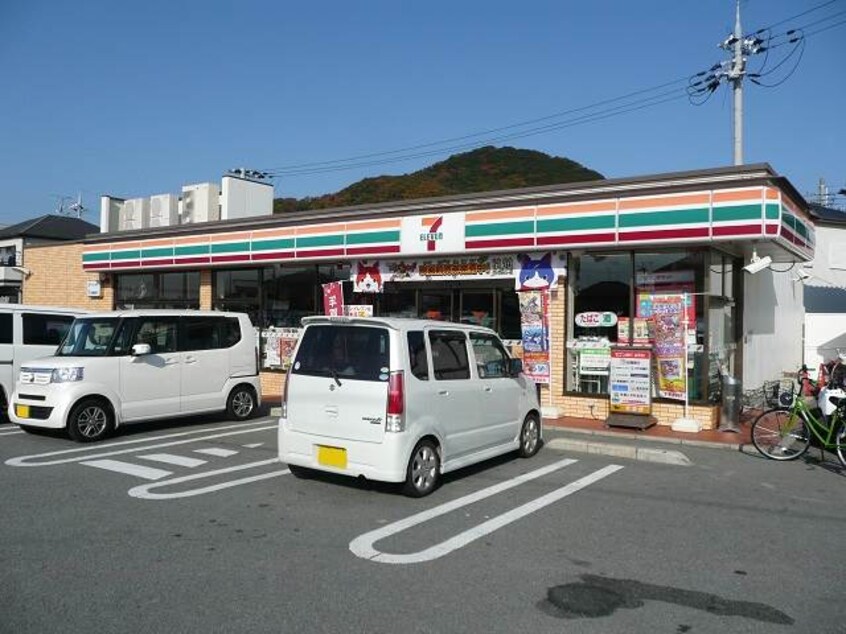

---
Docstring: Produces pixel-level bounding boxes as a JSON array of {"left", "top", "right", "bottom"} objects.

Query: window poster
[{"left": 518, "top": 290, "right": 550, "bottom": 384}]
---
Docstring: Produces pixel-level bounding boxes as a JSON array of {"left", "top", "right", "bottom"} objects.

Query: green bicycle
[{"left": 751, "top": 380, "right": 846, "bottom": 467}]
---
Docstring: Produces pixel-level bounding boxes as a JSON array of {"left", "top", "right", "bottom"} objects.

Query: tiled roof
[{"left": 0, "top": 215, "right": 99, "bottom": 241}]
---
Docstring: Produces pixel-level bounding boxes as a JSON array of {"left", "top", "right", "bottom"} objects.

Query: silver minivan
[{"left": 279, "top": 316, "right": 541, "bottom": 496}]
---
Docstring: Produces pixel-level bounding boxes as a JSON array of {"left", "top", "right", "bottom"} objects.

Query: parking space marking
[
  {"left": 5, "top": 420, "right": 275, "bottom": 467},
  {"left": 0, "top": 428, "right": 24, "bottom": 436},
  {"left": 350, "top": 460, "right": 623, "bottom": 565},
  {"left": 242, "top": 443, "right": 264, "bottom": 448},
  {"left": 193, "top": 448, "right": 238, "bottom": 457},
  {"left": 128, "top": 458, "right": 288, "bottom": 500},
  {"left": 81, "top": 459, "right": 173, "bottom": 480},
  {"left": 138, "top": 454, "right": 207, "bottom": 468}
]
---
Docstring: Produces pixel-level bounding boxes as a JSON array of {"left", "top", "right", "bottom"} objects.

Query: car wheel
[
  {"left": 518, "top": 413, "right": 541, "bottom": 458},
  {"left": 67, "top": 399, "right": 113, "bottom": 443},
  {"left": 227, "top": 385, "right": 256, "bottom": 421},
  {"left": 403, "top": 439, "right": 440, "bottom": 498}
]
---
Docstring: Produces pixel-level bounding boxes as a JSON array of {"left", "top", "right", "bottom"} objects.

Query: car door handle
[
  {"left": 184, "top": 357, "right": 197, "bottom": 364},
  {"left": 438, "top": 390, "right": 449, "bottom": 396},
  {"left": 483, "top": 386, "right": 493, "bottom": 392}
]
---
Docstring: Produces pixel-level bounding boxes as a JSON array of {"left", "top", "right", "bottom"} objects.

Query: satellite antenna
[{"left": 54, "top": 193, "right": 87, "bottom": 218}]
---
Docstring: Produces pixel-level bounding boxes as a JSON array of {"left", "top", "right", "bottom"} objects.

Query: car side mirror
[
  {"left": 509, "top": 358, "right": 523, "bottom": 377},
  {"left": 131, "top": 343, "right": 152, "bottom": 356}
]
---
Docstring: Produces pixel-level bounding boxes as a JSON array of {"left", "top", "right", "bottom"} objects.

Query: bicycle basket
[{"left": 763, "top": 379, "right": 795, "bottom": 408}]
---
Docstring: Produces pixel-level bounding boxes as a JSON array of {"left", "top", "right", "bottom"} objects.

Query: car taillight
[
  {"left": 281, "top": 370, "right": 290, "bottom": 420},
  {"left": 386, "top": 370, "right": 405, "bottom": 432}
]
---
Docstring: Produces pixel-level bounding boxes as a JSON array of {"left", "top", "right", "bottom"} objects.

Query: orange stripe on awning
[
  {"left": 296, "top": 223, "right": 346, "bottom": 235},
  {"left": 141, "top": 238, "right": 175, "bottom": 248},
  {"left": 250, "top": 227, "right": 297, "bottom": 238},
  {"left": 712, "top": 188, "right": 764, "bottom": 204},
  {"left": 465, "top": 207, "right": 534, "bottom": 222},
  {"left": 173, "top": 235, "right": 211, "bottom": 245},
  {"left": 83, "top": 244, "right": 113, "bottom": 252},
  {"left": 619, "top": 192, "right": 710, "bottom": 211},
  {"left": 345, "top": 218, "right": 401, "bottom": 231},
  {"left": 536, "top": 200, "right": 616, "bottom": 216},
  {"left": 210, "top": 231, "right": 252, "bottom": 243}
]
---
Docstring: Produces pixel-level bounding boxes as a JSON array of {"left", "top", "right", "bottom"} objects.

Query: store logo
[{"left": 419, "top": 216, "right": 444, "bottom": 251}]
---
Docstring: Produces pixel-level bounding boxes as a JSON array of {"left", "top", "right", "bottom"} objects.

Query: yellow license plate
[
  {"left": 15, "top": 404, "right": 30, "bottom": 419},
  {"left": 317, "top": 445, "right": 347, "bottom": 469}
]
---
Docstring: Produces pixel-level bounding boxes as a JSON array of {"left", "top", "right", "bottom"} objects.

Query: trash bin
[{"left": 719, "top": 375, "right": 742, "bottom": 432}]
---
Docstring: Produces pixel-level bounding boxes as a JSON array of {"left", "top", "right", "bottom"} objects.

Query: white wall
[
  {"left": 743, "top": 268, "right": 805, "bottom": 390},
  {"left": 804, "top": 313, "right": 846, "bottom": 377}
]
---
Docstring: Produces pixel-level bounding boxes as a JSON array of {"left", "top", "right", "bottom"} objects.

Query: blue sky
[{"left": 1, "top": 1, "right": 844, "bottom": 226}]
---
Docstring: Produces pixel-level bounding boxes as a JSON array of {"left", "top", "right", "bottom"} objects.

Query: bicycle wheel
[
  {"left": 751, "top": 408, "right": 811, "bottom": 460},
  {"left": 835, "top": 422, "right": 846, "bottom": 469}
]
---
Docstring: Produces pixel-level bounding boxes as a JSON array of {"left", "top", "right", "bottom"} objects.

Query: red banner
[{"left": 322, "top": 281, "right": 344, "bottom": 316}]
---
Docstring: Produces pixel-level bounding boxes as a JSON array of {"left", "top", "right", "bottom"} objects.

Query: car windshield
[{"left": 57, "top": 318, "right": 120, "bottom": 356}]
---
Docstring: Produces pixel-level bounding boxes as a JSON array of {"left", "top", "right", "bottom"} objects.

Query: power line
[
  {"left": 743, "top": 0, "right": 841, "bottom": 38},
  {"left": 259, "top": 74, "right": 700, "bottom": 175},
  {"left": 265, "top": 90, "right": 689, "bottom": 177}
]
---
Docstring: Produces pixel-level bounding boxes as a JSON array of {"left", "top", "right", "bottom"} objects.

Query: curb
[
  {"left": 545, "top": 437, "right": 693, "bottom": 466},
  {"left": 545, "top": 424, "right": 744, "bottom": 451}
]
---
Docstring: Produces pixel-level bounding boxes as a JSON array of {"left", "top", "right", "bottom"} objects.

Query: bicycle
[{"left": 751, "top": 371, "right": 846, "bottom": 467}]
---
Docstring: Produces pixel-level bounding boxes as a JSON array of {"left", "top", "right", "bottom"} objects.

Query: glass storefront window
[
  {"left": 213, "top": 269, "right": 261, "bottom": 326},
  {"left": 380, "top": 286, "right": 417, "bottom": 318},
  {"left": 460, "top": 291, "right": 495, "bottom": 329},
  {"left": 115, "top": 272, "right": 199, "bottom": 309},
  {"left": 420, "top": 291, "right": 453, "bottom": 321},
  {"left": 263, "top": 265, "right": 317, "bottom": 328}
]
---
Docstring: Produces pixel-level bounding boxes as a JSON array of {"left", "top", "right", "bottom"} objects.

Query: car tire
[
  {"left": 67, "top": 398, "right": 113, "bottom": 443},
  {"left": 403, "top": 439, "right": 440, "bottom": 498},
  {"left": 227, "top": 385, "right": 256, "bottom": 421},
  {"left": 518, "top": 413, "right": 541, "bottom": 458}
]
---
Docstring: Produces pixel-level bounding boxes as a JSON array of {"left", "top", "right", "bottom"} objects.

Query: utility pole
[{"left": 718, "top": 0, "right": 747, "bottom": 166}]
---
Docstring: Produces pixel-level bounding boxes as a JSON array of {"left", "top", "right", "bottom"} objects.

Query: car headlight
[{"left": 51, "top": 367, "right": 84, "bottom": 383}]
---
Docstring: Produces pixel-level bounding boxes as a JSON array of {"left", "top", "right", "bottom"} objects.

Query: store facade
[{"left": 38, "top": 164, "right": 813, "bottom": 428}]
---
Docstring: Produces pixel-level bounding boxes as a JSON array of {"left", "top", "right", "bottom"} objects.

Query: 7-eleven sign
[{"left": 401, "top": 212, "right": 465, "bottom": 255}]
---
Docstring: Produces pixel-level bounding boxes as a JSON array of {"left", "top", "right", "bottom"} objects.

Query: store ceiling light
[{"left": 743, "top": 250, "right": 772, "bottom": 274}]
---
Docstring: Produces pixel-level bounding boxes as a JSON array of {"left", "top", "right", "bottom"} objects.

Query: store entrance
[{"left": 350, "top": 281, "right": 522, "bottom": 341}]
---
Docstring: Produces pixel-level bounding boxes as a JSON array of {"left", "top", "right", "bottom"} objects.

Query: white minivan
[
  {"left": 8, "top": 310, "right": 261, "bottom": 442},
  {"left": 0, "top": 304, "right": 85, "bottom": 416},
  {"left": 278, "top": 316, "right": 541, "bottom": 497}
]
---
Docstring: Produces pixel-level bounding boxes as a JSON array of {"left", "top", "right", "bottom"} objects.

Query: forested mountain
[{"left": 272, "top": 146, "right": 603, "bottom": 213}]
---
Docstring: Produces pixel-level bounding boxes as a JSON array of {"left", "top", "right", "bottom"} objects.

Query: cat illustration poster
[
  {"left": 353, "top": 260, "right": 384, "bottom": 293},
  {"left": 514, "top": 252, "right": 565, "bottom": 291}
]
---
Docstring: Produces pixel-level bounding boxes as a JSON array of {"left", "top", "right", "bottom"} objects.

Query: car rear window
[{"left": 292, "top": 325, "right": 389, "bottom": 382}]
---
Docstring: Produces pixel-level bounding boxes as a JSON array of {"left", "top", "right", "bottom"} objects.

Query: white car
[
  {"left": 9, "top": 310, "right": 261, "bottom": 442},
  {"left": 279, "top": 316, "right": 541, "bottom": 497},
  {"left": 0, "top": 304, "right": 85, "bottom": 415}
]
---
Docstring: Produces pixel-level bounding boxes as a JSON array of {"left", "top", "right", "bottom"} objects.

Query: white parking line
[
  {"left": 350, "top": 460, "right": 623, "bottom": 565},
  {"left": 5, "top": 420, "right": 275, "bottom": 467},
  {"left": 242, "top": 443, "right": 264, "bottom": 448},
  {"left": 193, "top": 448, "right": 238, "bottom": 457},
  {"left": 81, "top": 459, "right": 173, "bottom": 480},
  {"left": 128, "top": 458, "right": 288, "bottom": 500},
  {"left": 138, "top": 454, "right": 207, "bottom": 468},
  {"left": 0, "top": 428, "right": 24, "bottom": 436}
]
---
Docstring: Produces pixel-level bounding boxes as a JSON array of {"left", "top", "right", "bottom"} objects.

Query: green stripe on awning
[
  {"left": 619, "top": 208, "right": 709, "bottom": 228},
  {"left": 465, "top": 220, "right": 534, "bottom": 238},
  {"left": 765, "top": 203, "right": 779, "bottom": 220},
  {"left": 175, "top": 245, "right": 210, "bottom": 256},
  {"left": 713, "top": 204, "right": 762, "bottom": 222},
  {"left": 211, "top": 242, "right": 250, "bottom": 254},
  {"left": 251, "top": 238, "right": 296, "bottom": 251},
  {"left": 537, "top": 215, "right": 615, "bottom": 233},
  {"left": 141, "top": 247, "right": 174, "bottom": 258},
  {"left": 297, "top": 234, "right": 344, "bottom": 248},
  {"left": 82, "top": 252, "right": 111, "bottom": 262},
  {"left": 345, "top": 230, "right": 400, "bottom": 245}
]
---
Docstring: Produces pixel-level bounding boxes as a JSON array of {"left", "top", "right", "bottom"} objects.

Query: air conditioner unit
[
  {"left": 181, "top": 183, "right": 220, "bottom": 225},
  {"left": 149, "top": 194, "right": 178, "bottom": 228},
  {"left": 119, "top": 198, "right": 150, "bottom": 231}
]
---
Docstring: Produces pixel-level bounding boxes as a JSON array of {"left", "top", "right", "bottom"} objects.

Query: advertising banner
[
  {"left": 579, "top": 347, "right": 611, "bottom": 376},
  {"left": 514, "top": 252, "right": 567, "bottom": 291},
  {"left": 651, "top": 294, "right": 686, "bottom": 400},
  {"left": 322, "top": 281, "right": 344, "bottom": 316},
  {"left": 344, "top": 304, "right": 374, "bottom": 317},
  {"left": 519, "top": 290, "right": 550, "bottom": 384},
  {"left": 609, "top": 349, "right": 652, "bottom": 415}
]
